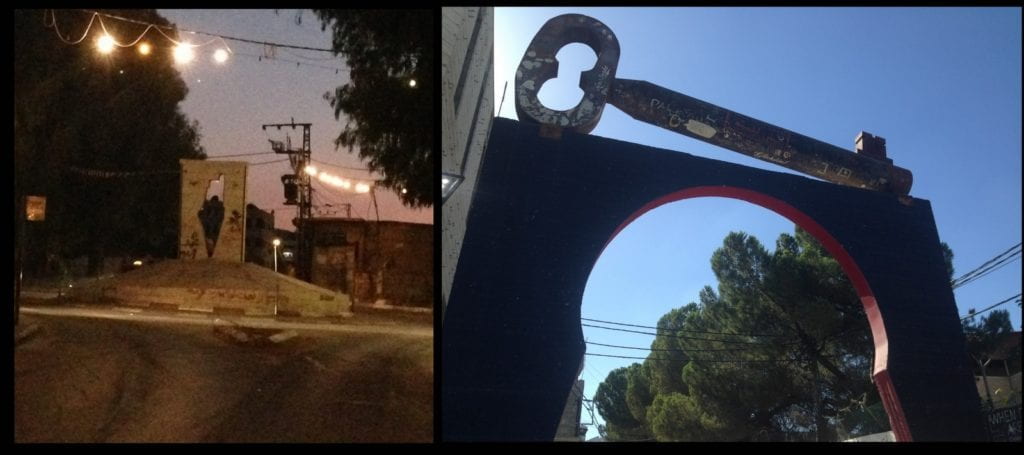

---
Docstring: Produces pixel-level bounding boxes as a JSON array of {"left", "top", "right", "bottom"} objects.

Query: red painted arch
[{"left": 597, "top": 185, "right": 913, "bottom": 441}]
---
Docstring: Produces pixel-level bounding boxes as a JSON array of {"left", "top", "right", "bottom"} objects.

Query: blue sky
[{"left": 494, "top": 7, "right": 1022, "bottom": 440}]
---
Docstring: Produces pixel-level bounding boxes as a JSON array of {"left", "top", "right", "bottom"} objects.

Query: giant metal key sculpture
[{"left": 515, "top": 14, "right": 913, "bottom": 195}]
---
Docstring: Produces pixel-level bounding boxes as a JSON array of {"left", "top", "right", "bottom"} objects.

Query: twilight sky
[
  {"left": 495, "top": 7, "right": 1022, "bottom": 439},
  {"left": 157, "top": 9, "right": 432, "bottom": 230}
]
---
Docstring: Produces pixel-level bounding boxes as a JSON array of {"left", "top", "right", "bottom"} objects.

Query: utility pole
[{"left": 263, "top": 119, "right": 313, "bottom": 281}]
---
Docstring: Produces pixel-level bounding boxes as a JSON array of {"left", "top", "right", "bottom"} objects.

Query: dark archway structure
[{"left": 443, "top": 118, "right": 986, "bottom": 441}]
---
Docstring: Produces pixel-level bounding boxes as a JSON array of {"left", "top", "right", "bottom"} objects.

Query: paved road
[{"left": 15, "top": 310, "right": 433, "bottom": 442}]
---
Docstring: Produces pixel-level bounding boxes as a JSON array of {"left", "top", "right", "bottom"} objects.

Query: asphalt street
[{"left": 14, "top": 307, "right": 433, "bottom": 442}]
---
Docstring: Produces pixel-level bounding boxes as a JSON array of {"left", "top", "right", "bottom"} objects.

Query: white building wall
[{"left": 441, "top": 7, "right": 494, "bottom": 318}]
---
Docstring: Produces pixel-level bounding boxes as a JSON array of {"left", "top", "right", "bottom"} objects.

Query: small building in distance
[
  {"left": 307, "top": 218, "right": 432, "bottom": 308},
  {"left": 244, "top": 203, "right": 276, "bottom": 268}
]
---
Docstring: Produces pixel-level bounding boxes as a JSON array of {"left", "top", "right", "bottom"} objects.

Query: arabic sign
[{"left": 987, "top": 405, "right": 1022, "bottom": 442}]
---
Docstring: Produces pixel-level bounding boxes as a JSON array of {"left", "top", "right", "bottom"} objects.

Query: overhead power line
[
  {"left": 581, "top": 323, "right": 797, "bottom": 346},
  {"left": 207, "top": 152, "right": 275, "bottom": 159},
  {"left": 953, "top": 250, "right": 1021, "bottom": 290},
  {"left": 960, "top": 293, "right": 1022, "bottom": 321},
  {"left": 581, "top": 317, "right": 790, "bottom": 338},
  {"left": 248, "top": 158, "right": 290, "bottom": 166},
  {"left": 952, "top": 242, "right": 1022, "bottom": 288},
  {"left": 585, "top": 352, "right": 805, "bottom": 364},
  {"left": 585, "top": 340, "right": 747, "bottom": 353},
  {"left": 233, "top": 50, "right": 346, "bottom": 73},
  {"left": 310, "top": 158, "right": 370, "bottom": 172}
]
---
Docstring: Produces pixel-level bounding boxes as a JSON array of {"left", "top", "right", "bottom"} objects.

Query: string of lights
[
  {"left": 585, "top": 352, "right": 806, "bottom": 364},
  {"left": 78, "top": 9, "right": 335, "bottom": 52},
  {"left": 43, "top": 9, "right": 348, "bottom": 74},
  {"left": 302, "top": 164, "right": 374, "bottom": 194},
  {"left": 44, "top": 9, "right": 100, "bottom": 45}
]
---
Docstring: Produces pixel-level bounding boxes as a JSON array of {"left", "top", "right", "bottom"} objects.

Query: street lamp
[{"left": 272, "top": 238, "right": 281, "bottom": 272}]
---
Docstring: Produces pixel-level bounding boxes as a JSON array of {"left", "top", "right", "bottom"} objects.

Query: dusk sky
[
  {"left": 495, "top": 7, "right": 1022, "bottom": 439},
  {"left": 157, "top": 9, "right": 432, "bottom": 230}
]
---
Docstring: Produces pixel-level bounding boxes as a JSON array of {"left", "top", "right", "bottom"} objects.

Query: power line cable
[
  {"left": 281, "top": 46, "right": 343, "bottom": 61},
  {"left": 233, "top": 50, "right": 346, "bottom": 73},
  {"left": 952, "top": 243, "right": 1022, "bottom": 287},
  {"left": 581, "top": 323, "right": 797, "bottom": 345},
  {"left": 207, "top": 151, "right": 275, "bottom": 159},
  {"left": 248, "top": 158, "right": 290, "bottom": 166},
  {"left": 960, "top": 293, "right": 1022, "bottom": 321},
  {"left": 43, "top": 9, "right": 100, "bottom": 44},
  {"left": 581, "top": 317, "right": 791, "bottom": 338},
  {"left": 952, "top": 251, "right": 1021, "bottom": 290},
  {"left": 310, "top": 158, "right": 370, "bottom": 172}
]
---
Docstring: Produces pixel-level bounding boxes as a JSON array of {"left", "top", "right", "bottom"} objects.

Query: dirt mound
[{"left": 70, "top": 259, "right": 351, "bottom": 317}]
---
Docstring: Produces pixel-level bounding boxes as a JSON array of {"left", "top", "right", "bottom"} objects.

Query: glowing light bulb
[
  {"left": 96, "top": 35, "right": 115, "bottom": 54},
  {"left": 355, "top": 183, "right": 371, "bottom": 193},
  {"left": 409, "top": 79, "right": 417, "bottom": 88},
  {"left": 401, "top": 188, "right": 408, "bottom": 194},
  {"left": 138, "top": 43, "right": 151, "bottom": 55},
  {"left": 304, "top": 165, "right": 318, "bottom": 176},
  {"left": 173, "top": 43, "right": 195, "bottom": 64},
  {"left": 213, "top": 49, "right": 229, "bottom": 63}
]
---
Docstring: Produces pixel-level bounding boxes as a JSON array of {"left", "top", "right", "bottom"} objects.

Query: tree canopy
[
  {"left": 311, "top": 10, "right": 433, "bottom": 208},
  {"left": 595, "top": 227, "right": 888, "bottom": 441},
  {"left": 15, "top": 9, "right": 206, "bottom": 274}
]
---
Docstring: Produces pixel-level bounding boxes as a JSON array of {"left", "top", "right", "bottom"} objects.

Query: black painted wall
[{"left": 443, "top": 117, "right": 986, "bottom": 441}]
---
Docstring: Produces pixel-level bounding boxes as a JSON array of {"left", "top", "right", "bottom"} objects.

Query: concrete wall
[
  {"left": 441, "top": 7, "right": 494, "bottom": 318},
  {"left": 76, "top": 261, "right": 352, "bottom": 317},
  {"left": 179, "top": 159, "right": 247, "bottom": 262},
  {"left": 554, "top": 379, "right": 585, "bottom": 442},
  {"left": 245, "top": 204, "right": 276, "bottom": 268}
]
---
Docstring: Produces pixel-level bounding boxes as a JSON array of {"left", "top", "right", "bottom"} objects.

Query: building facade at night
[
  {"left": 307, "top": 218, "right": 433, "bottom": 308},
  {"left": 244, "top": 203, "right": 275, "bottom": 268}
]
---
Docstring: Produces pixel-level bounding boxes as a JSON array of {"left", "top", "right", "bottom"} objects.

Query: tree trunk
[{"left": 813, "top": 362, "right": 825, "bottom": 441}]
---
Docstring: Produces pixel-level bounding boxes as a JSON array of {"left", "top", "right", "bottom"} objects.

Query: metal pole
[
  {"left": 274, "top": 244, "right": 278, "bottom": 273},
  {"left": 16, "top": 196, "right": 25, "bottom": 326}
]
